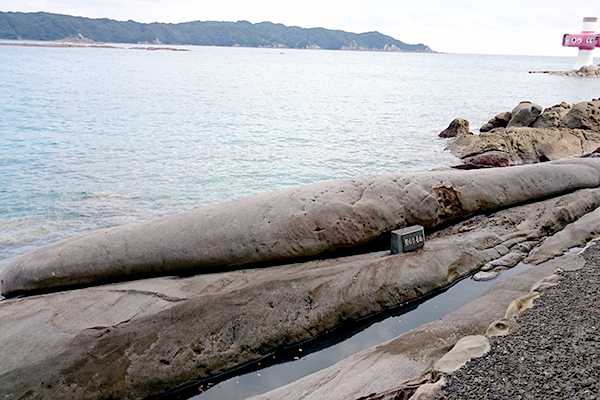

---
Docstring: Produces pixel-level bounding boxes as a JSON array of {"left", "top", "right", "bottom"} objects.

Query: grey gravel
[{"left": 442, "top": 244, "right": 600, "bottom": 399}]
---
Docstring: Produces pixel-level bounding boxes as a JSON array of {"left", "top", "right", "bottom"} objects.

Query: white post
[{"left": 573, "top": 17, "right": 598, "bottom": 70}]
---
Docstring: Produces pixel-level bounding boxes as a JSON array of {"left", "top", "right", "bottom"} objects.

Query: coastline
[
  {"left": 3, "top": 97, "right": 600, "bottom": 399},
  {"left": 0, "top": 39, "right": 432, "bottom": 52},
  {"left": 0, "top": 41, "right": 190, "bottom": 51},
  {"left": 3, "top": 159, "right": 600, "bottom": 399}
]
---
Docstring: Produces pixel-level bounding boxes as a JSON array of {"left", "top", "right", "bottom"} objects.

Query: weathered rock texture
[
  {"left": 5, "top": 159, "right": 600, "bottom": 297},
  {"left": 480, "top": 111, "right": 511, "bottom": 132},
  {"left": 251, "top": 189, "right": 600, "bottom": 400},
  {"left": 439, "top": 118, "right": 471, "bottom": 138},
  {"left": 3, "top": 163, "right": 600, "bottom": 399},
  {"left": 532, "top": 102, "right": 572, "bottom": 129},
  {"left": 507, "top": 102, "right": 543, "bottom": 128},
  {"left": 446, "top": 100, "right": 600, "bottom": 168},
  {"left": 526, "top": 205, "right": 600, "bottom": 264},
  {"left": 562, "top": 100, "right": 600, "bottom": 130},
  {"left": 248, "top": 251, "right": 581, "bottom": 400}
]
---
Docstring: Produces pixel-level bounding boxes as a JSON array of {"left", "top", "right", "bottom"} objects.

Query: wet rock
[
  {"left": 439, "top": 118, "right": 471, "bottom": 138},
  {"left": 486, "top": 252, "right": 524, "bottom": 268},
  {"left": 473, "top": 269, "right": 504, "bottom": 281},
  {"left": 507, "top": 102, "right": 543, "bottom": 128}
]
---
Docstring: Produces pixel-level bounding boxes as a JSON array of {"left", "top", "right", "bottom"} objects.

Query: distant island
[{"left": 0, "top": 11, "right": 434, "bottom": 52}]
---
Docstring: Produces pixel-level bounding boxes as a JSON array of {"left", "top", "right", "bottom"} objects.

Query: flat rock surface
[{"left": 442, "top": 243, "right": 600, "bottom": 399}]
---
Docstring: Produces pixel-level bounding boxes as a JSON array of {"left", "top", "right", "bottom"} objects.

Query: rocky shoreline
[
  {"left": 3, "top": 100, "right": 600, "bottom": 399},
  {"left": 440, "top": 99, "right": 600, "bottom": 168}
]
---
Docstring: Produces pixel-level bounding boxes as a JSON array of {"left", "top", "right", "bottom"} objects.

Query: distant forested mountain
[{"left": 0, "top": 11, "right": 433, "bottom": 52}]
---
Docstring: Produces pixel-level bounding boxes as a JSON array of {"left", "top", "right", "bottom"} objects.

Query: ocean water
[{"left": 1, "top": 43, "right": 599, "bottom": 273}]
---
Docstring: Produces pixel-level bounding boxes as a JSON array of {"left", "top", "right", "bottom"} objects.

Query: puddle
[{"left": 158, "top": 258, "right": 541, "bottom": 400}]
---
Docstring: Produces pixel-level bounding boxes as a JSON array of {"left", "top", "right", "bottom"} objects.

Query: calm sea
[{"left": 1, "top": 43, "right": 599, "bottom": 272}]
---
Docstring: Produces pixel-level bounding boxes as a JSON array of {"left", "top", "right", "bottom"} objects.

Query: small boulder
[
  {"left": 480, "top": 111, "right": 511, "bottom": 132},
  {"left": 461, "top": 151, "right": 512, "bottom": 168},
  {"left": 576, "top": 65, "right": 600, "bottom": 76},
  {"left": 439, "top": 118, "right": 470, "bottom": 138},
  {"left": 561, "top": 100, "right": 600, "bottom": 130},
  {"left": 532, "top": 102, "right": 572, "bottom": 129},
  {"left": 507, "top": 102, "right": 543, "bottom": 128}
]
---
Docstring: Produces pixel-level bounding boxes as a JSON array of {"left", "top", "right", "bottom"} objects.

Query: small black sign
[{"left": 391, "top": 225, "right": 425, "bottom": 254}]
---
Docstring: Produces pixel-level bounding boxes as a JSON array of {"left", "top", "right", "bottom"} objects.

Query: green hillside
[{"left": 0, "top": 11, "right": 433, "bottom": 52}]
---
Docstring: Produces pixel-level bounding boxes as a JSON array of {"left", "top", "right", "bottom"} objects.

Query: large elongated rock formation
[
  {"left": 3, "top": 158, "right": 600, "bottom": 297},
  {"left": 2, "top": 183, "right": 599, "bottom": 400}
]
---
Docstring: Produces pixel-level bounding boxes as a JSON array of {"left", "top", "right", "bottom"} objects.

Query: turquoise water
[{"left": 1, "top": 43, "right": 599, "bottom": 272}]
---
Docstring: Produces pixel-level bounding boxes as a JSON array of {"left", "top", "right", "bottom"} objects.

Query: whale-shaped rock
[{"left": 3, "top": 158, "right": 600, "bottom": 297}]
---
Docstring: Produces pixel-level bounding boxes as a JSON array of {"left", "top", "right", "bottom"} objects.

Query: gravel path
[{"left": 441, "top": 244, "right": 600, "bottom": 399}]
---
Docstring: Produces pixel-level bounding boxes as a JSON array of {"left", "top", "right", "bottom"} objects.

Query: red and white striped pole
[{"left": 562, "top": 17, "right": 599, "bottom": 70}]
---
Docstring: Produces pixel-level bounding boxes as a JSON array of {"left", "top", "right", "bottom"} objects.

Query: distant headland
[{"left": 0, "top": 11, "right": 434, "bottom": 52}]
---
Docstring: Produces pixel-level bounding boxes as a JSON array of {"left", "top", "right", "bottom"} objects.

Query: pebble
[{"left": 442, "top": 243, "right": 600, "bottom": 399}]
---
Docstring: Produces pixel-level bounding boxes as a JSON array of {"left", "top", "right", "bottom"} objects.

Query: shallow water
[{"left": 2, "top": 44, "right": 600, "bottom": 271}]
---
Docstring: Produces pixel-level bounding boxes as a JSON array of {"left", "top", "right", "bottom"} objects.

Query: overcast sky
[{"left": 1, "top": 0, "right": 599, "bottom": 56}]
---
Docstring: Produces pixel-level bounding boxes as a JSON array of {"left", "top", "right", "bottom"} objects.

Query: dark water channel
[{"left": 162, "top": 260, "right": 539, "bottom": 400}]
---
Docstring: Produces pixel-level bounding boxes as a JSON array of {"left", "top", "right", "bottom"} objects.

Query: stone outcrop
[
  {"left": 532, "top": 64, "right": 600, "bottom": 77},
  {"left": 251, "top": 207, "right": 599, "bottom": 400},
  {"left": 248, "top": 251, "right": 584, "bottom": 400},
  {"left": 439, "top": 118, "right": 470, "bottom": 138},
  {"left": 562, "top": 100, "right": 600, "bottom": 130},
  {"left": 3, "top": 161, "right": 600, "bottom": 399},
  {"left": 532, "top": 102, "right": 572, "bottom": 129},
  {"left": 445, "top": 100, "right": 600, "bottom": 168},
  {"left": 507, "top": 102, "right": 543, "bottom": 128},
  {"left": 480, "top": 111, "right": 511, "bottom": 132},
  {"left": 0, "top": 231, "right": 510, "bottom": 400},
  {"left": 5, "top": 159, "right": 600, "bottom": 297},
  {"left": 525, "top": 205, "right": 600, "bottom": 264}
]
